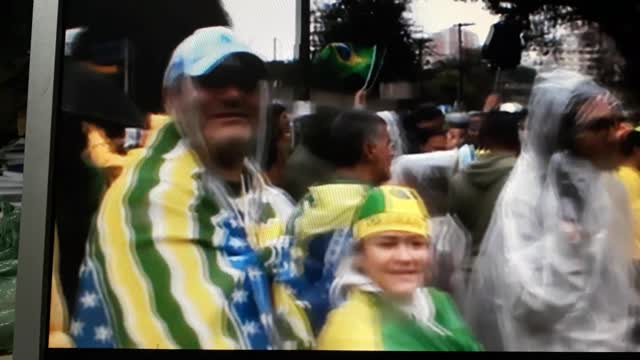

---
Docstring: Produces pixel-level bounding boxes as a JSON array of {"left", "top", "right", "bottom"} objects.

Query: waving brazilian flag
[{"left": 312, "top": 43, "right": 381, "bottom": 91}]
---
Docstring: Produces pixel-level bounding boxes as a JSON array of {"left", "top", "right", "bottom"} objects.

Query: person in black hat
[
  {"left": 416, "top": 128, "right": 448, "bottom": 153},
  {"left": 281, "top": 106, "right": 342, "bottom": 201},
  {"left": 402, "top": 104, "right": 446, "bottom": 154},
  {"left": 265, "top": 102, "right": 292, "bottom": 187},
  {"left": 448, "top": 107, "right": 524, "bottom": 265}
]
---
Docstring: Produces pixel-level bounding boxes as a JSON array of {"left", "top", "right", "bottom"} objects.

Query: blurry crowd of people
[{"left": 48, "top": 26, "right": 640, "bottom": 351}]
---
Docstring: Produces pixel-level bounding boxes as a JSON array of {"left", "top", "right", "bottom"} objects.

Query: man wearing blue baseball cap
[{"left": 70, "top": 27, "right": 314, "bottom": 350}]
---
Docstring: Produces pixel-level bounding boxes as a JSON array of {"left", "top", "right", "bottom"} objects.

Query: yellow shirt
[
  {"left": 617, "top": 166, "right": 640, "bottom": 260},
  {"left": 48, "top": 227, "right": 75, "bottom": 348}
]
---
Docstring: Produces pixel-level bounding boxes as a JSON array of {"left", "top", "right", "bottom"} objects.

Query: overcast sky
[{"left": 221, "top": 0, "right": 500, "bottom": 61}]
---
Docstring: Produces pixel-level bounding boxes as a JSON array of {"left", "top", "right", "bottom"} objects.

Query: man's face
[
  {"left": 359, "top": 231, "right": 431, "bottom": 300},
  {"left": 446, "top": 128, "right": 467, "bottom": 150},
  {"left": 421, "top": 134, "right": 448, "bottom": 153},
  {"left": 574, "top": 126, "right": 619, "bottom": 170},
  {"left": 572, "top": 96, "right": 623, "bottom": 171},
  {"left": 368, "top": 125, "right": 394, "bottom": 184},
  {"left": 196, "top": 84, "right": 259, "bottom": 150},
  {"left": 172, "top": 76, "right": 261, "bottom": 170}
]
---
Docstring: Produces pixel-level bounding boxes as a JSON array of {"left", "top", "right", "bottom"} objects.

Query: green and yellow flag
[
  {"left": 317, "top": 289, "right": 484, "bottom": 351},
  {"left": 312, "top": 43, "right": 380, "bottom": 90}
]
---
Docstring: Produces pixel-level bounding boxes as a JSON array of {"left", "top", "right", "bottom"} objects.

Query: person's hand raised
[
  {"left": 483, "top": 93, "right": 502, "bottom": 112},
  {"left": 354, "top": 89, "right": 367, "bottom": 109}
]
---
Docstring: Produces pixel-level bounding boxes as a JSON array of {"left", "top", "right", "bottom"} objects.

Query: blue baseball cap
[{"left": 163, "top": 26, "right": 265, "bottom": 88}]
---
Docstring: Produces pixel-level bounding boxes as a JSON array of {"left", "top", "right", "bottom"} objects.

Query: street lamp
[{"left": 454, "top": 22, "right": 475, "bottom": 111}]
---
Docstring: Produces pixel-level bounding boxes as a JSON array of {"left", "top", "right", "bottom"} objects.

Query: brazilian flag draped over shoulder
[{"left": 312, "top": 43, "right": 380, "bottom": 92}]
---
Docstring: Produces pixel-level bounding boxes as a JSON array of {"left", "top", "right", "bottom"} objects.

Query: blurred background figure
[
  {"left": 445, "top": 112, "right": 470, "bottom": 150},
  {"left": 466, "top": 111, "right": 485, "bottom": 148},
  {"left": 416, "top": 128, "right": 448, "bottom": 153},
  {"left": 265, "top": 102, "right": 292, "bottom": 188},
  {"left": 55, "top": 50, "right": 145, "bottom": 314},
  {"left": 318, "top": 185, "right": 482, "bottom": 351},
  {"left": 448, "top": 107, "right": 524, "bottom": 275},
  {"left": 282, "top": 106, "right": 341, "bottom": 201},
  {"left": 402, "top": 104, "right": 445, "bottom": 154}
]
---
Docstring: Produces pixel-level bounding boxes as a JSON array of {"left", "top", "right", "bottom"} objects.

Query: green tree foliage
[
  {"left": 423, "top": 49, "right": 494, "bottom": 110},
  {"left": 457, "top": 0, "right": 640, "bottom": 105},
  {"left": 422, "top": 48, "right": 536, "bottom": 109}
]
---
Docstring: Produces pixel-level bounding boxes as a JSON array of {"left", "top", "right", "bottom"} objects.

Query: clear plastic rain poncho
[
  {"left": 172, "top": 77, "right": 295, "bottom": 222},
  {"left": 465, "top": 69, "right": 639, "bottom": 351},
  {"left": 390, "top": 152, "right": 472, "bottom": 307},
  {"left": 170, "top": 77, "right": 311, "bottom": 349}
]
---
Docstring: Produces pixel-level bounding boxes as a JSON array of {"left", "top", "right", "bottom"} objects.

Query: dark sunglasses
[
  {"left": 193, "top": 69, "right": 263, "bottom": 92},
  {"left": 581, "top": 116, "right": 619, "bottom": 132},
  {"left": 193, "top": 55, "right": 267, "bottom": 92}
]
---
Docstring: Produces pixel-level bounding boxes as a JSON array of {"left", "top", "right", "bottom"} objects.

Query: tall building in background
[
  {"left": 428, "top": 27, "right": 480, "bottom": 63},
  {"left": 521, "top": 20, "right": 624, "bottom": 83}
]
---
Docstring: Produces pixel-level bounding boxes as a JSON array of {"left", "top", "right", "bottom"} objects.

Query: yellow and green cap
[{"left": 352, "top": 185, "right": 430, "bottom": 241}]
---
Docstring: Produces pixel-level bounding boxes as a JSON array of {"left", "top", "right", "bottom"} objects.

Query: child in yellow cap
[{"left": 316, "top": 185, "right": 482, "bottom": 351}]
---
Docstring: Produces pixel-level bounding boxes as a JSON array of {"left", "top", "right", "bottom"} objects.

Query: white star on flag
[
  {"left": 79, "top": 291, "right": 98, "bottom": 309},
  {"left": 279, "top": 284, "right": 297, "bottom": 296},
  {"left": 231, "top": 289, "right": 248, "bottom": 304},
  {"left": 242, "top": 321, "right": 258, "bottom": 336},
  {"left": 260, "top": 313, "right": 273, "bottom": 328},
  {"left": 70, "top": 319, "right": 84, "bottom": 337},
  {"left": 94, "top": 325, "right": 113, "bottom": 342},
  {"left": 78, "top": 263, "right": 89, "bottom": 276},
  {"left": 298, "top": 300, "right": 311, "bottom": 309},
  {"left": 229, "top": 237, "right": 246, "bottom": 249},
  {"left": 248, "top": 267, "right": 262, "bottom": 280},
  {"left": 276, "top": 304, "right": 289, "bottom": 317},
  {"left": 280, "top": 262, "right": 289, "bottom": 272}
]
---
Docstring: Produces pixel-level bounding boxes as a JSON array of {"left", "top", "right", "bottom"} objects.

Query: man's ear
[
  {"left": 163, "top": 86, "right": 185, "bottom": 116},
  {"left": 363, "top": 140, "right": 377, "bottom": 162}
]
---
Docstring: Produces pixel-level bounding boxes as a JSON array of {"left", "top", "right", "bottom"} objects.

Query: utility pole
[
  {"left": 273, "top": 37, "right": 277, "bottom": 61},
  {"left": 416, "top": 36, "right": 428, "bottom": 99},
  {"left": 455, "top": 22, "right": 474, "bottom": 111},
  {"left": 295, "top": 0, "right": 311, "bottom": 101}
]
